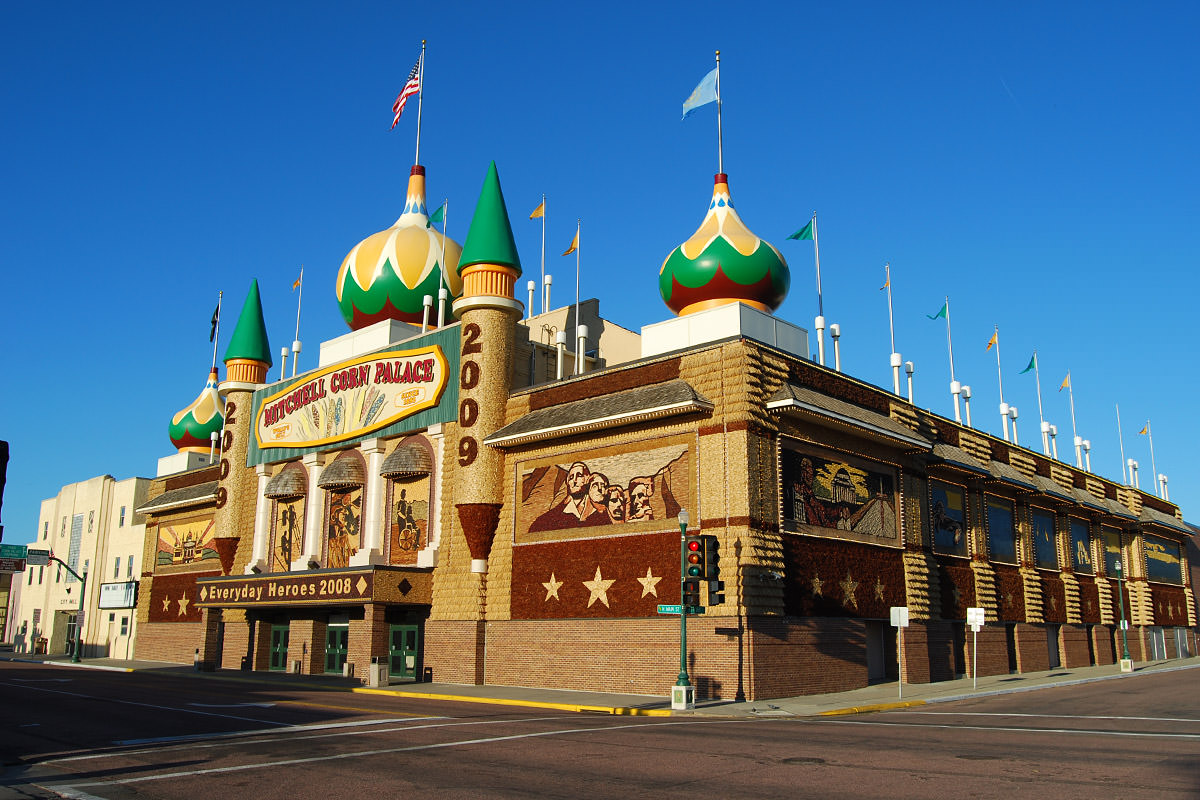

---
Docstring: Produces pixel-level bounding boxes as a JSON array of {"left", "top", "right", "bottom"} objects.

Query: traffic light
[
  {"left": 702, "top": 534, "right": 725, "bottom": 605},
  {"left": 682, "top": 578, "right": 702, "bottom": 610},
  {"left": 684, "top": 535, "right": 704, "bottom": 579}
]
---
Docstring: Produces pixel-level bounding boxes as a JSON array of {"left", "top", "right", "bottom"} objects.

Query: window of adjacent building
[
  {"left": 119, "top": 506, "right": 126, "bottom": 527},
  {"left": 1143, "top": 533, "right": 1183, "bottom": 584},
  {"left": 1069, "top": 518, "right": 1093, "bottom": 574},
  {"left": 127, "top": 555, "right": 134, "bottom": 578},
  {"left": 56, "top": 565, "right": 62, "bottom": 583},
  {"left": 987, "top": 497, "right": 1017, "bottom": 563},
  {"left": 108, "top": 612, "right": 115, "bottom": 623},
  {"left": 67, "top": 514, "right": 84, "bottom": 582},
  {"left": 42, "top": 521, "right": 48, "bottom": 540},
  {"left": 27, "top": 568, "right": 33, "bottom": 586},
  {"left": 38, "top": 566, "right": 43, "bottom": 584},
  {"left": 88, "top": 511, "right": 94, "bottom": 532},
  {"left": 1101, "top": 527, "right": 1122, "bottom": 575},
  {"left": 930, "top": 481, "right": 967, "bottom": 556},
  {"left": 1031, "top": 508, "right": 1057, "bottom": 569},
  {"left": 120, "top": 617, "right": 129, "bottom": 636}
]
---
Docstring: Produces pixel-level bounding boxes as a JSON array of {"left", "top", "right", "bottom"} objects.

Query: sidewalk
[{"left": 2, "top": 647, "right": 1197, "bottom": 718}]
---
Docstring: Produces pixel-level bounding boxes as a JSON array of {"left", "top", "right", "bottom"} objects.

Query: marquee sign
[{"left": 254, "top": 345, "right": 448, "bottom": 449}]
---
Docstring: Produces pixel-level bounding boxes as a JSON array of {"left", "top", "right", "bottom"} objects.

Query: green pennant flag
[
  {"left": 427, "top": 203, "right": 445, "bottom": 228},
  {"left": 787, "top": 220, "right": 814, "bottom": 241},
  {"left": 926, "top": 301, "right": 947, "bottom": 320},
  {"left": 1019, "top": 352, "right": 1037, "bottom": 374}
]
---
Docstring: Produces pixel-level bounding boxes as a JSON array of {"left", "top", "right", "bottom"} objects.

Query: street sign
[
  {"left": 26, "top": 548, "right": 50, "bottom": 567},
  {"left": 0, "top": 544, "right": 27, "bottom": 559},
  {"left": 657, "top": 604, "right": 683, "bottom": 615},
  {"left": 966, "top": 607, "right": 985, "bottom": 631},
  {"left": 889, "top": 606, "right": 909, "bottom": 627},
  {"left": 0, "top": 557, "right": 26, "bottom": 573}
]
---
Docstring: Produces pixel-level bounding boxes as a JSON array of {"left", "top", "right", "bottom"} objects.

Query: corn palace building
[{"left": 134, "top": 163, "right": 1195, "bottom": 700}]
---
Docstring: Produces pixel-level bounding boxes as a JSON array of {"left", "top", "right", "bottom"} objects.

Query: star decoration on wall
[
  {"left": 874, "top": 577, "right": 885, "bottom": 602},
  {"left": 1048, "top": 596, "right": 1058, "bottom": 611},
  {"left": 542, "top": 573, "right": 563, "bottom": 601},
  {"left": 1085, "top": 599, "right": 1094, "bottom": 614},
  {"left": 811, "top": 574, "right": 824, "bottom": 597},
  {"left": 583, "top": 567, "right": 615, "bottom": 608},
  {"left": 177, "top": 594, "right": 191, "bottom": 616},
  {"left": 1004, "top": 592, "right": 1014, "bottom": 608},
  {"left": 840, "top": 572, "right": 859, "bottom": 609},
  {"left": 162, "top": 596, "right": 171, "bottom": 612},
  {"left": 637, "top": 567, "right": 662, "bottom": 598}
]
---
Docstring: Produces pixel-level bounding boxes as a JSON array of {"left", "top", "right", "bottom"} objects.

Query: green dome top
[
  {"left": 457, "top": 161, "right": 522, "bottom": 276},
  {"left": 223, "top": 279, "right": 273, "bottom": 366}
]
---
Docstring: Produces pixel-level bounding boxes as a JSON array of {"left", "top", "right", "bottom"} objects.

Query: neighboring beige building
[{"left": 9, "top": 475, "right": 149, "bottom": 657}]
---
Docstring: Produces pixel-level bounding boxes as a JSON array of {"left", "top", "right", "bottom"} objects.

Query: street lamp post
[
  {"left": 672, "top": 509, "right": 694, "bottom": 711},
  {"left": 1115, "top": 557, "right": 1131, "bottom": 668},
  {"left": 72, "top": 566, "right": 88, "bottom": 663}
]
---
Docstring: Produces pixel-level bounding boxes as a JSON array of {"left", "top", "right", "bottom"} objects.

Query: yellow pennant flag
[
  {"left": 1138, "top": 422, "right": 1149, "bottom": 435},
  {"left": 529, "top": 200, "right": 545, "bottom": 219},
  {"left": 292, "top": 275, "right": 302, "bottom": 290},
  {"left": 1059, "top": 373, "right": 1070, "bottom": 391},
  {"left": 986, "top": 331, "right": 998, "bottom": 351},
  {"left": 562, "top": 227, "right": 579, "bottom": 256},
  {"left": 879, "top": 275, "right": 889, "bottom": 291}
]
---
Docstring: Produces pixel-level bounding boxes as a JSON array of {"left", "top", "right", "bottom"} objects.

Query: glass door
[
  {"left": 389, "top": 624, "right": 420, "bottom": 679},
  {"left": 269, "top": 624, "right": 290, "bottom": 671},
  {"left": 325, "top": 625, "right": 349, "bottom": 673}
]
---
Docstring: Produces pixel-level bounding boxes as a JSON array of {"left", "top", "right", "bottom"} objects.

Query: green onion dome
[
  {"left": 336, "top": 165, "right": 463, "bottom": 329},
  {"left": 168, "top": 368, "right": 224, "bottom": 453},
  {"left": 659, "top": 173, "right": 790, "bottom": 316}
]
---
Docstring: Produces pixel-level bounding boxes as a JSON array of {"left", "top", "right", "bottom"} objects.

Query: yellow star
[
  {"left": 542, "top": 573, "right": 563, "bottom": 601},
  {"left": 162, "top": 596, "right": 171, "bottom": 612},
  {"left": 637, "top": 567, "right": 662, "bottom": 598},
  {"left": 874, "top": 578, "right": 885, "bottom": 602},
  {"left": 582, "top": 566, "right": 615, "bottom": 608},
  {"left": 811, "top": 574, "right": 823, "bottom": 596},
  {"left": 840, "top": 572, "right": 859, "bottom": 609},
  {"left": 177, "top": 594, "right": 190, "bottom": 616}
]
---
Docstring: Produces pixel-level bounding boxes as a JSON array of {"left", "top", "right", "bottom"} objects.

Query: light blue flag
[{"left": 682, "top": 67, "right": 718, "bottom": 120}]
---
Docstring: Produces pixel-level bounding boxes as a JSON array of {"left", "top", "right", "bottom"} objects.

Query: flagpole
[
  {"left": 540, "top": 194, "right": 546, "bottom": 314},
  {"left": 574, "top": 219, "right": 582, "bottom": 376},
  {"left": 1116, "top": 403, "right": 1128, "bottom": 484},
  {"left": 1146, "top": 421, "right": 1158, "bottom": 495},
  {"left": 414, "top": 40, "right": 425, "bottom": 166},
  {"left": 1032, "top": 349, "right": 1048, "bottom": 455},
  {"left": 885, "top": 263, "right": 900, "bottom": 395},
  {"left": 438, "top": 199, "right": 448, "bottom": 328},
  {"left": 714, "top": 50, "right": 723, "bottom": 176},
  {"left": 292, "top": 266, "right": 303, "bottom": 378},
  {"left": 943, "top": 296, "right": 961, "bottom": 423},
  {"left": 994, "top": 326, "right": 1010, "bottom": 442},
  {"left": 210, "top": 291, "right": 222, "bottom": 371},
  {"left": 1066, "top": 371, "right": 1081, "bottom": 468},
  {"left": 812, "top": 212, "right": 825, "bottom": 366}
]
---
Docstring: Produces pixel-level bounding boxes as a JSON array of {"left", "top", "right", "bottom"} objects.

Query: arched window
[
  {"left": 381, "top": 439, "right": 434, "bottom": 565},
  {"left": 318, "top": 452, "right": 366, "bottom": 568},
  {"left": 264, "top": 462, "right": 308, "bottom": 573}
]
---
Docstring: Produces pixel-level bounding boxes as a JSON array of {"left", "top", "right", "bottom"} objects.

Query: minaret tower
[{"left": 450, "top": 162, "right": 523, "bottom": 574}]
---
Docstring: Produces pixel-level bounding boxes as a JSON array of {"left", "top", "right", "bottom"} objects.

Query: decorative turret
[
  {"left": 453, "top": 161, "right": 522, "bottom": 317},
  {"left": 168, "top": 368, "right": 224, "bottom": 452},
  {"left": 223, "top": 279, "right": 272, "bottom": 385},
  {"left": 336, "top": 165, "right": 464, "bottom": 329},
  {"left": 659, "top": 173, "right": 790, "bottom": 316}
]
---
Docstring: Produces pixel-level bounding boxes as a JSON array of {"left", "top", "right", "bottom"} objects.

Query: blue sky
[{"left": 2, "top": 2, "right": 1198, "bottom": 545}]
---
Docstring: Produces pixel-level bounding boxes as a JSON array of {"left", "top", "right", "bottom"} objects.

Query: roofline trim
[
  {"left": 484, "top": 398, "right": 714, "bottom": 448},
  {"left": 765, "top": 397, "right": 932, "bottom": 450}
]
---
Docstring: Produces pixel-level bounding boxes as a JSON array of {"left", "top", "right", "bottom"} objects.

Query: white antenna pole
[
  {"left": 944, "top": 296, "right": 961, "bottom": 424},
  {"left": 994, "top": 326, "right": 1010, "bottom": 442},
  {"left": 414, "top": 40, "right": 425, "bottom": 166},
  {"left": 1116, "top": 403, "right": 1127, "bottom": 484},
  {"left": 886, "top": 264, "right": 901, "bottom": 395},
  {"left": 1067, "top": 371, "right": 1082, "bottom": 468},
  {"left": 292, "top": 266, "right": 303, "bottom": 377},
  {"left": 210, "top": 290, "right": 222, "bottom": 372},
  {"left": 714, "top": 50, "right": 723, "bottom": 176}
]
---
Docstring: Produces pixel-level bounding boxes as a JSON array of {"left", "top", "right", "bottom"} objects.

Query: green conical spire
[
  {"left": 457, "top": 161, "right": 522, "bottom": 276},
  {"left": 222, "top": 279, "right": 273, "bottom": 366}
]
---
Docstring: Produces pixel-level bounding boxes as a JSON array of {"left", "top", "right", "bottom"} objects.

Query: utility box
[
  {"left": 342, "top": 662, "right": 354, "bottom": 679},
  {"left": 368, "top": 661, "right": 390, "bottom": 687}
]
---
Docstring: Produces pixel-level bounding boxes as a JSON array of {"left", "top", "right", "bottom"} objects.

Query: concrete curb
[
  {"left": 818, "top": 700, "right": 927, "bottom": 716},
  {"left": 351, "top": 686, "right": 673, "bottom": 716}
]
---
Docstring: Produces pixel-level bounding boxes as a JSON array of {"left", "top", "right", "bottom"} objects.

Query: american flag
[{"left": 391, "top": 58, "right": 422, "bottom": 130}]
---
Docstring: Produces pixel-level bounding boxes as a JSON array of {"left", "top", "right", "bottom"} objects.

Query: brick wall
[
  {"left": 898, "top": 622, "right": 958, "bottom": 683},
  {"left": 1092, "top": 624, "right": 1116, "bottom": 665},
  {"left": 425, "top": 619, "right": 484, "bottom": 684},
  {"left": 1060, "top": 624, "right": 1092, "bottom": 667},
  {"left": 1013, "top": 623, "right": 1050, "bottom": 672},
  {"left": 747, "top": 617, "right": 867, "bottom": 699},
  {"left": 348, "top": 604, "right": 388, "bottom": 680},
  {"left": 967, "top": 626, "right": 1010, "bottom": 677},
  {"left": 135, "top": 622, "right": 201, "bottom": 664},
  {"left": 288, "top": 618, "right": 327, "bottom": 674}
]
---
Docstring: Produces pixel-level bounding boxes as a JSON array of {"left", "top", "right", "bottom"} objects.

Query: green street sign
[
  {"left": 0, "top": 544, "right": 27, "bottom": 559},
  {"left": 657, "top": 604, "right": 683, "bottom": 615}
]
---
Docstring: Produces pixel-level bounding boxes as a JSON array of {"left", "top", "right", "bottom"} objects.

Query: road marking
[
  {"left": 0, "top": 680, "right": 287, "bottom": 726},
  {"left": 111, "top": 717, "right": 441, "bottom": 746},
  {"left": 823, "top": 718, "right": 1200, "bottom": 740},
  {"left": 188, "top": 702, "right": 276, "bottom": 708},
  {"left": 276, "top": 699, "right": 433, "bottom": 716},
  {"left": 49, "top": 718, "right": 741, "bottom": 789},
  {"left": 12, "top": 678, "right": 73, "bottom": 683},
  {"left": 902, "top": 711, "right": 1200, "bottom": 724}
]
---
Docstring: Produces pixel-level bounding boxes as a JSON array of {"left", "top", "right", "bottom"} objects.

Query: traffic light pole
[
  {"left": 676, "top": 514, "right": 690, "bottom": 690},
  {"left": 48, "top": 555, "right": 87, "bottom": 663}
]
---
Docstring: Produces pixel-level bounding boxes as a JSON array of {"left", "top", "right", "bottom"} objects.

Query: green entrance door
[
  {"left": 389, "top": 625, "right": 420, "bottom": 679},
  {"left": 325, "top": 625, "right": 349, "bottom": 674},
  {"left": 269, "top": 624, "right": 290, "bottom": 671}
]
